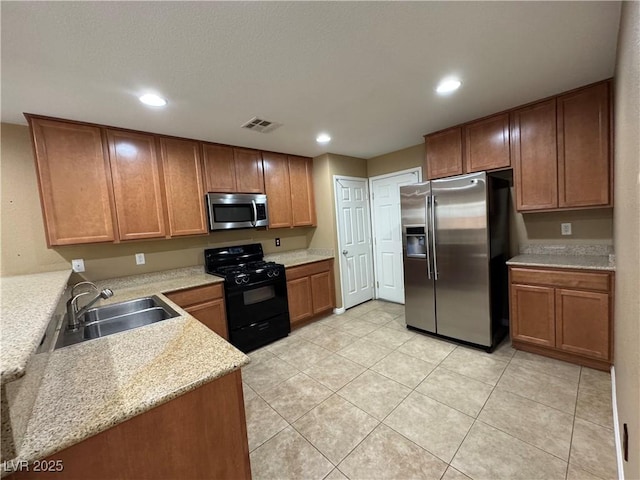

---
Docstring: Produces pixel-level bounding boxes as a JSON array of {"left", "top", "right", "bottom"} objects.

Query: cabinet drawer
[
  {"left": 286, "top": 260, "right": 332, "bottom": 281},
  {"left": 510, "top": 267, "right": 610, "bottom": 292},
  {"left": 165, "top": 283, "right": 224, "bottom": 307}
]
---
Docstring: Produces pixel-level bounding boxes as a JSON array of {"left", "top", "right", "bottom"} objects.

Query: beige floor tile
[
  {"left": 384, "top": 391, "right": 474, "bottom": 463},
  {"left": 478, "top": 388, "right": 574, "bottom": 460},
  {"left": 246, "top": 347, "right": 276, "bottom": 367},
  {"left": 397, "top": 335, "right": 456, "bottom": 364},
  {"left": 244, "top": 396, "right": 289, "bottom": 452},
  {"left": 338, "top": 370, "right": 411, "bottom": 420},
  {"left": 497, "top": 361, "right": 578, "bottom": 414},
  {"left": 580, "top": 367, "right": 612, "bottom": 392},
  {"left": 384, "top": 314, "right": 407, "bottom": 331},
  {"left": 309, "top": 329, "right": 359, "bottom": 353},
  {"left": 296, "top": 321, "right": 338, "bottom": 340},
  {"left": 440, "top": 347, "right": 508, "bottom": 385},
  {"left": 363, "top": 326, "right": 414, "bottom": 349},
  {"left": 242, "top": 355, "right": 298, "bottom": 395},
  {"left": 378, "top": 301, "right": 405, "bottom": 316},
  {"left": 576, "top": 385, "right": 613, "bottom": 428},
  {"left": 371, "top": 351, "right": 436, "bottom": 388},
  {"left": 262, "top": 373, "right": 333, "bottom": 423},
  {"left": 267, "top": 334, "right": 307, "bottom": 357},
  {"left": 416, "top": 366, "right": 493, "bottom": 417},
  {"left": 359, "top": 309, "right": 398, "bottom": 325},
  {"left": 451, "top": 421, "right": 567, "bottom": 480},
  {"left": 319, "top": 314, "right": 352, "bottom": 330},
  {"left": 570, "top": 418, "right": 617, "bottom": 479},
  {"left": 250, "top": 426, "right": 334, "bottom": 480},
  {"left": 346, "top": 301, "right": 381, "bottom": 317},
  {"left": 339, "top": 319, "right": 381, "bottom": 337},
  {"left": 338, "top": 424, "right": 447, "bottom": 480},
  {"left": 567, "top": 463, "right": 608, "bottom": 480},
  {"left": 337, "top": 339, "right": 392, "bottom": 368},
  {"left": 512, "top": 350, "right": 581, "bottom": 383},
  {"left": 441, "top": 466, "right": 471, "bottom": 480},
  {"left": 274, "top": 339, "right": 332, "bottom": 370},
  {"left": 490, "top": 337, "right": 516, "bottom": 360},
  {"left": 304, "top": 354, "right": 366, "bottom": 391},
  {"left": 324, "top": 468, "right": 348, "bottom": 480},
  {"left": 293, "top": 394, "right": 379, "bottom": 464},
  {"left": 242, "top": 381, "right": 257, "bottom": 402}
]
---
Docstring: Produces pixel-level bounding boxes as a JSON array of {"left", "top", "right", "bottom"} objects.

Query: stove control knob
[
  {"left": 242, "top": 276, "right": 250, "bottom": 284},
  {"left": 235, "top": 277, "right": 242, "bottom": 285},
  {"left": 267, "top": 270, "right": 274, "bottom": 277},
  {"left": 273, "top": 269, "right": 280, "bottom": 277}
]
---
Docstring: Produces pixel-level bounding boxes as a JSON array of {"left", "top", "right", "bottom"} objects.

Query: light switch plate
[
  {"left": 561, "top": 223, "right": 572, "bottom": 235},
  {"left": 135, "top": 253, "right": 146, "bottom": 265},
  {"left": 71, "top": 259, "right": 85, "bottom": 273}
]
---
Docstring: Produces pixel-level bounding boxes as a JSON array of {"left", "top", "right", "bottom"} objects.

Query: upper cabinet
[
  {"left": 28, "top": 117, "right": 117, "bottom": 246},
  {"left": 464, "top": 113, "right": 511, "bottom": 173},
  {"left": 424, "top": 127, "right": 463, "bottom": 180},
  {"left": 106, "top": 130, "right": 167, "bottom": 240},
  {"left": 263, "top": 153, "right": 316, "bottom": 229},
  {"left": 202, "top": 144, "right": 264, "bottom": 193},
  {"left": 159, "top": 137, "right": 208, "bottom": 236}
]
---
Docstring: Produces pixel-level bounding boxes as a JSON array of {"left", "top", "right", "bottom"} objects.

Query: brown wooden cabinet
[
  {"left": 202, "top": 144, "right": 264, "bottom": 193},
  {"left": 557, "top": 81, "right": 611, "bottom": 208},
  {"left": 159, "top": 137, "right": 208, "bottom": 236},
  {"left": 425, "top": 127, "right": 463, "bottom": 180},
  {"left": 286, "top": 260, "right": 335, "bottom": 327},
  {"left": 263, "top": 153, "right": 316, "bottom": 229},
  {"left": 165, "top": 283, "right": 228, "bottom": 339},
  {"left": 27, "top": 116, "right": 118, "bottom": 246},
  {"left": 106, "top": 130, "right": 167, "bottom": 240},
  {"left": 464, "top": 113, "right": 511, "bottom": 173},
  {"left": 509, "top": 266, "right": 613, "bottom": 370}
]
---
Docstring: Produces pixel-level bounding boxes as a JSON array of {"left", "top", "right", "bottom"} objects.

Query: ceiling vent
[{"left": 241, "top": 116, "right": 282, "bottom": 134}]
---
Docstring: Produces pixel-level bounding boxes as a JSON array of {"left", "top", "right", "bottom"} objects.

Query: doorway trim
[{"left": 368, "top": 167, "right": 422, "bottom": 299}]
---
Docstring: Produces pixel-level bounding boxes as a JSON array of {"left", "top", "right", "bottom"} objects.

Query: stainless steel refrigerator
[{"left": 400, "top": 171, "right": 509, "bottom": 350}]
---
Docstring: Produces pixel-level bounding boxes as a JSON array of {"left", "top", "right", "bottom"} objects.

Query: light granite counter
[
  {"left": 1, "top": 266, "right": 248, "bottom": 471},
  {"left": 507, "top": 254, "right": 615, "bottom": 271},
  {"left": 265, "top": 248, "right": 334, "bottom": 268},
  {"left": 0, "top": 270, "right": 71, "bottom": 384}
]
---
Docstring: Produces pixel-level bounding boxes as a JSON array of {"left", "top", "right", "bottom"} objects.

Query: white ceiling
[{"left": 1, "top": 2, "right": 621, "bottom": 159}]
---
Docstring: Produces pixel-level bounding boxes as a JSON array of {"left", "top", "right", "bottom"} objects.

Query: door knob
[{"left": 342, "top": 250, "right": 348, "bottom": 255}]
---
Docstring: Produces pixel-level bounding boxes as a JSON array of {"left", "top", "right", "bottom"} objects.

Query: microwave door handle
[{"left": 251, "top": 200, "right": 257, "bottom": 227}]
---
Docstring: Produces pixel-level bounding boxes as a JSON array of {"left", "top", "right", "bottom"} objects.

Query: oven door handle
[{"left": 251, "top": 200, "right": 257, "bottom": 227}]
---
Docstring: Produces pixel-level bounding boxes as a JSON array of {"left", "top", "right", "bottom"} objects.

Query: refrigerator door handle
[
  {"left": 431, "top": 194, "right": 438, "bottom": 280},
  {"left": 425, "top": 198, "right": 432, "bottom": 279}
]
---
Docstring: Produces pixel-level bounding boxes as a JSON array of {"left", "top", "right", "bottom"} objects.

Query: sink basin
[{"left": 55, "top": 295, "right": 180, "bottom": 349}]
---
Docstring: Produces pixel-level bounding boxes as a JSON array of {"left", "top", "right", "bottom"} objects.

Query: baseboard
[
  {"left": 611, "top": 366, "right": 625, "bottom": 480},
  {"left": 333, "top": 307, "right": 345, "bottom": 315}
]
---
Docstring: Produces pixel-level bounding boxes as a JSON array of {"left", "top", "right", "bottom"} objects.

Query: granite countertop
[
  {"left": 0, "top": 270, "right": 71, "bottom": 384},
  {"left": 265, "top": 248, "right": 334, "bottom": 268},
  {"left": 2, "top": 266, "right": 248, "bottom": 469},
  {"left": 507, "top": 254, "right": 615, "bottom": 271}
]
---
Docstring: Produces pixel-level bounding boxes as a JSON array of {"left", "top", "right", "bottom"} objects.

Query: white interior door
[
  {"left": 370, "top": 168, "right": 421, "bottom": 304},
  {"left": 335, "top": 176, "right": 374, "bottom": 309}
]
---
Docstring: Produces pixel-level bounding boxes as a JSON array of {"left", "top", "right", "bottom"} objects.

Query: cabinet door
[
  {"left": 464, "top": 113, "right": 511, "bottom": 173},
  {"left": 185, "top": 299, "right": 228, "bottom": 340},
  {"left": 202, "top": 143, "right": 236, "bottom": 193},
  {"left": 160, "top": 137, "right": 207, "bottom": 236},
  {"left": 557, "top": 82, "right": 611, "bottom": 208},
  {"left": 234, "top": 148, "right": 264, "bottom": 193},
  {"left": 28, "top": 117, "right": 117, "bottom": 246},
  {"left": 106, "top": 130, "right": 166, "bottom": 240},
  {"left": 287, "top": 277, "right": 313, "bottom": 325},
  {"left": 289, "top": 156, "right": 316, "bottom": 227},
  {"left": 510, "top": 284, "right": 556, "bottom": 347},
  {"left": 310, "top": 271, "right": 333, "bottom": 315},
  {"left": 555, "top": 289, "right": 610, "bottom": 360},
  {"left": 511, "top": 99, "right": 558, "bottom": 211},
  {"left": 425, "top": 127, "right": 463, "bottom": 180},
  {"left": 262, "top": 152, "right": 292, "bottom": 228}
]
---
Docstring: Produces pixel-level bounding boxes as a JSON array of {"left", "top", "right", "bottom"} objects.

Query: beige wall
[
  {"left": 613, "top": 2, "right": 640, "bottom": 479},
  {"left": 367, "top": 143, "right": 424, "bottom": 178},
  {"left": 0, "top": 123, "right": 310, "bottom": 281}
]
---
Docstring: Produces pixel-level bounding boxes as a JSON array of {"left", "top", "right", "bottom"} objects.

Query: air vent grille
[{"left": 241, "top": 116, "right": 282, "bottom": 133}]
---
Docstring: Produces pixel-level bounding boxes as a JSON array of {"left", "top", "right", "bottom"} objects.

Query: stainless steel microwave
[{"left": 206, "top": 193, "right": 269, "bottom": 231}]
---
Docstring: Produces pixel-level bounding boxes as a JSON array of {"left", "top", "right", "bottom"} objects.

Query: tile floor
[{"left": 242, "top": 300, "right": 617, "bottom": 480}]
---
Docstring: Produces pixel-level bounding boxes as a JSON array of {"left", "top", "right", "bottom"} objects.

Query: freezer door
[
  {"left": 432, "top": 172, "right": 491, "bottom": 346},
  {"left": 400, "top": 183, "right": 436, "bottom": 333}
]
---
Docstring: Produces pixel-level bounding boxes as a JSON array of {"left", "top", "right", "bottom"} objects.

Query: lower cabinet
[
  {"left": 286, "top": 260, "right": 335, "bottom": 327},
  {"left": 165, "top": 283, "right": 228, "bottom": 340},
  {"left": 509, "top": 266, "right": 613, "bottom": 369}
]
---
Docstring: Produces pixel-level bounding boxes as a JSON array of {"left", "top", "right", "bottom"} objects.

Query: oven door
[
  {"left": 207, "top": 193, "right": 269, "bottom": 230},
  {"left": 225, "top": 278, "right": 289, "bottom": 329}
]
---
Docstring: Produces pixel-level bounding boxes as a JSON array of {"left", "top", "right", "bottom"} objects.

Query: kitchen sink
[{"left": 55, "top": 295, "right": 180, "bottom": 349}]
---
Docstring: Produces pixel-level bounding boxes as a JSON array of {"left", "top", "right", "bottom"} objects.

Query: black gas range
[{"left": 205, "top": 244, "right": 290, "bottom": 352}]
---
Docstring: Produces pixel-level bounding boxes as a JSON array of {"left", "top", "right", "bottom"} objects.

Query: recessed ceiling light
[
  {"left": 436, "top": 77, "right": 462, "bottom": 95},
  {"left": 316, "top": 133, "right": 331, "bottom": 144},
  {"left": 139, "top": 93, "right": 167, "bottom": 107}
]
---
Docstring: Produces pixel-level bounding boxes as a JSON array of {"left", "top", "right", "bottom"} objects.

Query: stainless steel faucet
[{"left": 66, "top": 281, "right": 114, "bottom": 331}]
